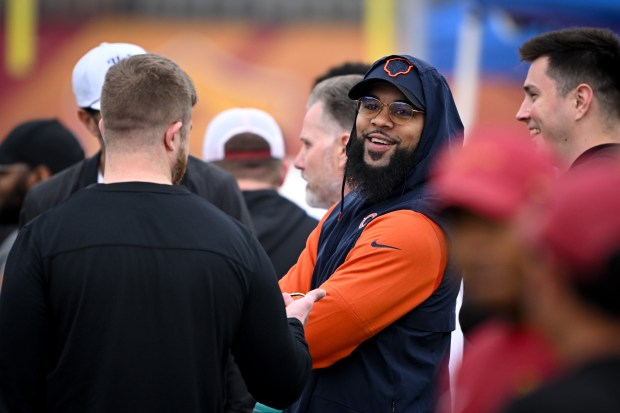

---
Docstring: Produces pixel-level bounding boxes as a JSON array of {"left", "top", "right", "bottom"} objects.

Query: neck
[
  {"left": 564, "top": 119, "right": 620, "bottom": 168},
  {"left": 553, "top": 306, "right": 620, "bottom": 367},
  {"left": 98, "top": 148, "right": 106, "bottom": 175},
  {"left": 236, "top": 179, "right": 276, "bottom": 191},
  {"left": 103, "top": 150, "right": 172, "bottom": 185}
]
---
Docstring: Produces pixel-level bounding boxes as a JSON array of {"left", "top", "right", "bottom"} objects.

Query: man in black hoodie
[{"left": 280, "top": 54, "right": 464, "bottom": 413}]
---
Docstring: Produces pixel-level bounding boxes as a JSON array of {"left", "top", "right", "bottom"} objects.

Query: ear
[
  {"left": 574, "top": 83, "right": 593, "bottom": 121},
  {"left": 77, "top": 109, "right": 101, "bottom": 138},
  {"left": 164, "top": 121, "right": 183, "bottom": 152},
  {"left": 27, "top": 165, "right": 52, "bottom": 189},
  {"left": 337, "top": 132, "right": 350, "bottom": 169}
]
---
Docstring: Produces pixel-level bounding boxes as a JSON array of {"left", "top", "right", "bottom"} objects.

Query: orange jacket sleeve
[{"left": 280, "top": 210, "right": 448, "bottom": 369}]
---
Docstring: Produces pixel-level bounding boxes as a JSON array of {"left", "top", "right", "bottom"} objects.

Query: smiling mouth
[
  {"left": 529, "top": 127, "right": 541, "bottom": 137},
  {"left": 365, "top": 131, "right": 398, "bottom": 146},
  {"left": 369, "top": 136, "right": 393, "bottom": 145}
]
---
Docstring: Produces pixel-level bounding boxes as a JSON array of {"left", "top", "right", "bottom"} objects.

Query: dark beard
[
  {"left": 345, "top": 135, "right": 416, "bottom": 204},
  {"left": 172, "top": 141, "right": 188, "bottom": 186}
]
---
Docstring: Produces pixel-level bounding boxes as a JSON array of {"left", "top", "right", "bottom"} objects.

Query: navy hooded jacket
[{"left": 280, "top": 54, "right": 463, "bottom": 413}]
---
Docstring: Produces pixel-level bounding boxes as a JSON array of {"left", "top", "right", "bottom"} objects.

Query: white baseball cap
[
  {"left": 203, "top": 108, "right": 285, "bottom": 162},
  {"left": 72, "top": 42, "right": 146, "bottom": 110}
]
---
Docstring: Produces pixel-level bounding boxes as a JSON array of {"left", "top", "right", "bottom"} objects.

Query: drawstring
[
  {"left": 339, "top": 121, "right": 357, "bottom": 222},
  {"left": 338, "top": 169, "right": 346, "bottom": 221}
]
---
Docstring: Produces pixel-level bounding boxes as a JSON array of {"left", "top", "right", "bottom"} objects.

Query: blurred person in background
[
  {"left": 279, "top": 54, "right": 463, "bottom": 413},
  {"left": 295, "top": 74, "right": 362, "bottom": 210},
  {"left": 0, "top": 52, "right": 324, "bottom": 413},
  {"left": 516, "top": 27, "right": 620, "bottom": 170},
  {"left": 504, "top": 163, "right": 620, "bottom": 413},
  {"left": 203, "top": 108, "right": 317, "bottom": 279},
  {"left": 20, "top": 42, "right": 253, "bottom": 231},
  {"left": 432, "top": 132, "right": 560, "bottom": 413},
  {"left": 0, "top": 119, "right": 84, "bottom": 283}
]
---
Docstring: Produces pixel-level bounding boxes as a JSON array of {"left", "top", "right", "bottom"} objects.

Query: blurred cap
[
  {"left": 202, "top": 108, "right": 285, "bottom": 162},
  {"left": 432, "top": 132, "right": 556, "bottom": 221},
  {"left": 348, "top": 55, "right": 425, "bottom": 110},
  {"left": 529, "top": 163, "right": 620, "bottom": 279},
  {"left": 72, "top": 42, "right": 146, "bottom": 110},
  {"left": 0, "top": 119, "right": 85, "bottom": 174}
]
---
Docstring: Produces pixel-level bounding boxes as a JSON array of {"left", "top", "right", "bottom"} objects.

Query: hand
[{"left": 283, "top": 289, "right": 326, "bottom": 326}]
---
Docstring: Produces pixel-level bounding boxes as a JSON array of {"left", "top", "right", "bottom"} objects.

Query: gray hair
[{"left": 307, "top": 74, "right": 362, "bottom": 131}]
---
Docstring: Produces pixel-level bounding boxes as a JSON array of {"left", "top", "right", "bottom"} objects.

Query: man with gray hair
[{"left": 295, "top": 74, "right": 362, "bottom": 210}]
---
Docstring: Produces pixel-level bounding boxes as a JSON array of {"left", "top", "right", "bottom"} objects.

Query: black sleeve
[
  {"left": 502, "top": 389, "right": 560, "bottom": 413},
  {"left": 208, "top": 169, "right": 255, "bottom": 233},
  {"left": 0, "top": 227, "right": 49, "bottom": 412},
  {"left": 19, "top": 185, "right": 46, "bottom": 228},
  {"left": 231, "top": 242, "right": 311, "bottom": 409}
]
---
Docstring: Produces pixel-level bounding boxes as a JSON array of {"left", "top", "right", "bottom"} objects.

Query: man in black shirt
[{"left": 0, "top": 53, "right": 323, "bottom": 413}]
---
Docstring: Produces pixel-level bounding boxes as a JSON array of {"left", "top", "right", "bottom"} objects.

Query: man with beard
[
  {"left": 279, "top": 54, "right": 463, "bottom": 413},
  {"left": 0, "top": 53, "right": 325, "bottom": 413},
  {"left": 19, "top": 42, "right": 253, "bottom": 232},
  {"left": 0, "top": 119, "right": 84, "bottom": 282}
]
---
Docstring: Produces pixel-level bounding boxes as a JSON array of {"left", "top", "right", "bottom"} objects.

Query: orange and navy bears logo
[
  {"left": 359, "top": 212, "right": 378, "bottom": 229},
  {"left": 383, "top": 57, "right": 414, "bottom": 78}
]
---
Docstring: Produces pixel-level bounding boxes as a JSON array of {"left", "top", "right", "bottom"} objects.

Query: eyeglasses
[{"left": 356, "top": 96, "right": 423, "bottom": 125}]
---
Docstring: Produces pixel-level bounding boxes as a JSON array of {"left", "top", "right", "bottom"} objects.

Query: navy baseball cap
[
  {"left": 348, "top": 55, "right": 425, "bottom": 110},
  {"left": 0, "top": 119, "right": 85, "bottom": 174}
]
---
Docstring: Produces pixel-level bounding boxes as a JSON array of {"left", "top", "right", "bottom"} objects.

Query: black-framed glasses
[{"left": 356, "top": 96, "right": 423, "bottom": 125}]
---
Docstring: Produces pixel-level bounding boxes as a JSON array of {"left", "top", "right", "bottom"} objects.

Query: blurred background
[{"left": 2, "top": 0, "right": 619, "bottom": 215}]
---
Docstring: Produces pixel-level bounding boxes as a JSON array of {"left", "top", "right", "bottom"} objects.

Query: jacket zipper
[{"left": 392, "top": 399, "right": 396, "bottom": 412}]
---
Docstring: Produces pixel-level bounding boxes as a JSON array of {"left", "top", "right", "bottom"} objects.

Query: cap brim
[{"left": 348, "top": 78, "right": 424, "bottom": 110}]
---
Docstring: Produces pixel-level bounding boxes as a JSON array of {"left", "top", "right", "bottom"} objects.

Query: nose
[
  {"left": 515, "top": 98, "right": 530, "bottom": 122},
  {"left": 294, "top": 149, "right": 305, "bottom": 171}
]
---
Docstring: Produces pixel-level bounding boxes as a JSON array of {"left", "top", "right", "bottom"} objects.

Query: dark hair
[
  {"left": 101, "top": 53, "right": 197, "bottom": 136},
  {"left": 213, "top": 133, "right": 282, "bottom": 186},
  {"left": 519, "top": 27, "right": 620, "bottom": 120},
  {"left": 308, "top": 74, "right": 362, "bottom": 132},
  {"left": 313, "top": 61, "right": 371, "bottom": 87}
]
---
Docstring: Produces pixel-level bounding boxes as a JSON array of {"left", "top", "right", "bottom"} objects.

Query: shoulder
[
  {"left": 364, "top": 210, "right": 445, "bottom": 243},
  {"left": 28, "top": 160, "right": 85, "bottom": 197},
  {"left": 185, "top": 155, "right": 235, "bottom": 183},
  {"left": 505, "top": 359, "right": 620, "bottom": 413},
  {"left": 183, "top": 156, "right": 242, "bottom": 197},
  {"left": 346, "top": 209, "right": 448, "bottom": 264},
  {"left": 20, "top": 160, "right": 88, "bottom": 226}
]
